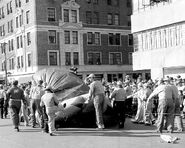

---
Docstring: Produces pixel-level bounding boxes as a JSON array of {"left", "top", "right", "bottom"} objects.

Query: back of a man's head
[{"left": 13, "top": 80, "right": 18, "bottom": 86}]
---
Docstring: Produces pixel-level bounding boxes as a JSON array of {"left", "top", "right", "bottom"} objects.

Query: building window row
[
  {"left": 87, "top": 52, "right": 123, "bottom": 65},
  {"left": 65, "top": 52, "right": 79, "bottom": 66},
  {"left": 64, "top": 30, "right": 78, "bottom": 44},
  {"left": 134, "top": 24, "right": 183, "bottom": 52}
]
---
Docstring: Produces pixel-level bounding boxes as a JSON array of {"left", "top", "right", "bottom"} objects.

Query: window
[
  {"left": 87, "top": 52, "right": 101, "bottom": 65},
  {"left": 21, "top": 55, "right": 23, "bottom": 68},
  {"left": 94, "top": 12, "right": 99, "bottom": 24},
  {"left": 17, "top": 56, "right": 20, "bottom": 69},
  {"left": 9, "top": 58, "right": 14, "bottom": 70},
  {"left": 27, "top": 32, "right": 31, "bottom": 45},
  {"left": 109, "top": 33, "right": 114, "bottom": 45},
  {"left": 72, "top": 31, "right": 78, "bottom": 44},
  {"left": 48, "top": 8, "right": 56, "bottom": 22},
  {"left": 73, "top": 52, "right": 79, "bottom": 65},
  {"left": 64, "top": 31, "right": 70, "bottom": 44},
  {"left": 64, "top": 9, "right": 69, "bottom": 22},
  {"left": 107, "top": 0, "right": 112, "bottom": 5},
  {"left": 16, "top": 16, "right": 19, "bottom": 28},
  {"left": 127, "top": 0, "right": 131, "bottom": 7},
  {"left": 109, "top": 52, "right": 122, "bottom": 65},
  {"left": 107, "top": 13, "right": 113, "bottom": 25},
  {"left": 115, "top": 33, "right": 120, "bottom": 45},
  {"left": 71, "top": 10, "right": 77, "bottom": 23},
  {"left": 20, "top": 35, "right": 23, "bottom": 48},
  {"left": 114, "top": 14, "right": 119, "bottom": 25},
  {"left": 48, "top": 51, "right": 58, "bottom": 66},
  {"left": 95, "top": 32, "right": 100, "bottom": 45},
  {"left": 8, "top": 40, "right": 11, "bottom": 51},
  {"left": 10, "top": 20, "right": 13, "bottom": 32},
  {"left": 26, "top": 10, "right": 30, "bottom": 24},
  {"left": 87, "top": 32, "right": 93, "bottom": 44},
  {"left": 65, "top": 52, "right": 71, "bottom": 65},
  {"left": 128, "top": 34, "right": 133, "bottom": 46},
  {"left": 86, "top": 11, "right": 92, "bottom": 24},
  {"left": 19, "top": 14, "right": 23, "bottom": 27},
  {"left": 128, "top": 52, "right": 132, "bottom": 65},
  {"left": 109, "top": 33, "right": 121, "bottom": 45},
  {"left": 27, "top": 53, "right": 31, "bottom": 67},
  {"left": 114, "top": 0, "right": 119, "bottom": 6},
  {"left": 16, "top": 36, "right": 19, "bottom": 49},
  {"left": 48, "top": 30, "right": 56, "bottom": 44},
  {"left": 11, "top": 39, "right": 14, "bottom": 51},
  {"left": 93, "top": 0, "right": 98, "bottom": 4}
]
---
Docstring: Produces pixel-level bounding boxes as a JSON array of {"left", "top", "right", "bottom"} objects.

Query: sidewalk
[{"left": 0, "top": 117, "right": 184, "bottom": 148}]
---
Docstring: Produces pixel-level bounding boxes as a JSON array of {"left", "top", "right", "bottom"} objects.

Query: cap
[{"left": 87, "top": 73, "right": 95, "bottom": 79}]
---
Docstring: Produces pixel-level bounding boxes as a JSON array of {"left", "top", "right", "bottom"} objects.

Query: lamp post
[{"left": 1, "top": 42, "right": 8, "bottom": 87}]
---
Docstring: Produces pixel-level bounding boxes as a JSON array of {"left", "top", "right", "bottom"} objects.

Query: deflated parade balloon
[{"left": 32, "top": 68, "right": 115, "bottom": 127}]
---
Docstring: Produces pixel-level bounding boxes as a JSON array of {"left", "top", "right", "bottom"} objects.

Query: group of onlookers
[
  {"left": 0, "top": 74, "right": 185, "bottom": 136},
  {"left": 100, "top": 75, "right": 185, "bottom": 133}
]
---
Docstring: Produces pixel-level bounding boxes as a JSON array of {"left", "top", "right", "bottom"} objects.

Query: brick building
[{"left": 0, "top": 0, "right": 134, "bottom": 83}]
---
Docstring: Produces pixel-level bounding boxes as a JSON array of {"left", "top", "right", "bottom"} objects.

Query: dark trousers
[
  {"left": 42, "top": 106, "right": 49, "bottom": 132},
  {"left": 4, "top": 100, "right": 9, "bottom": 118},
  {"left": 9, "top": 101, "right": 21, "bottom": 128},
  {"left": 113, "top": 101, "right": 125, "bottom": 128},
  {"left": 0, "top": 98, "right": 4, "bottom": 118},
  {"left": 30, "top": 99, "right": 43, "bottom": 128}
]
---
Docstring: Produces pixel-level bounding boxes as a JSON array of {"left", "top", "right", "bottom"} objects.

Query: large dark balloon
[{"left": 32, "top": 68, "right": 116, "bottom": 127}]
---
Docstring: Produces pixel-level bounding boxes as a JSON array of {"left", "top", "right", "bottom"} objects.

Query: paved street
[{"left": 0, "top": 117, "right": 185, "bottom": 148}]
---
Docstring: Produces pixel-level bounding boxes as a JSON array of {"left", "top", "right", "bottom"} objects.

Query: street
[{"left": 0, "top": 117, "right": 185, "bottom": 148}]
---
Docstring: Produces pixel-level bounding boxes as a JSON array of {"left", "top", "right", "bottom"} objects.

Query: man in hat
[
  {"left": 30, "top": 80, "right": 44, "bottom": 128},
  {"left": 40, "top": 86, "right": 61, "bottom": 136},
  {"left": 146, "top": 78, "right": 175, "bottom": 133},
  {"left": 86, "top": 73, "right": 105, "bottom": 129},
  {"left": 110, "top": 81, "right": 127, "bottom": 128},
  {"left": 6, "top": 80, "right": 26, "bottom": 132}
]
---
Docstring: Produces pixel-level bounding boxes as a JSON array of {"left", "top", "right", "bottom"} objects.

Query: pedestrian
[
  {"left": 0, "top": 84, "right": 6, "bottom": 119},
  {"left": 109, "top": 81, "right": 127, "bottom": 128},
  {"left": 86, "top": 73, "right": 105, "bottom": 129},
  {"left": 40, "top": 86, "right": 62, "bottom": 136},
  {"left": 29, "top": 80, "right": 45, "bottom": 128},
  {"left": 6, "top": 80, "right": 26, "bottom": 132},
  {"left": 146, "top": 78, "right": 175, "bottom": 133}
]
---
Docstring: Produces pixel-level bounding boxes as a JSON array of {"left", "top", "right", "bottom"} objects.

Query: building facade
[
  {"left": 0, "top": 0, "right": 134, "bottom": 83},
  {"left": 131, "top": 0, "right": 185, "bottom": 80}
]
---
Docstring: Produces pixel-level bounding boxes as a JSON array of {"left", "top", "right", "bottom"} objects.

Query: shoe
[
  {"left": 176, "top": 129, "right": 183, "bottom": 132},
  {"left": 32, "top": 125, "right": 35, "bottom": 128},
  {"left": 49, "top": 133, "right": 58, "bottom": 136},
  {"left": 145, "top": 121, "right": 151, "bottom": 126},
  {"left": 14, "top": 127, "right": 19, "bottom": 132}
]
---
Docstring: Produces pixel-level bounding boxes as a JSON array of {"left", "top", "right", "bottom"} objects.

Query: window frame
[
  {"left": 48, "top": 30, "right": 57, "bottom": 44},
  {"left": 47, "top": 7, "right": 56, "bottom": 22},
  {"left": 47, "top": 50, "right": 59, "bottom": 66},
  {"left": 87, "top": 52, "right": 102, "bottom": 65},
  {"left": 109, "top": 52, "right": 122, "bottom": 65}
]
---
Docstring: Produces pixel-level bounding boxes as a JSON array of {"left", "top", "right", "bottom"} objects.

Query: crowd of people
[{"left": 0, "top": 74, "right": 185, "bottom": 136}]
